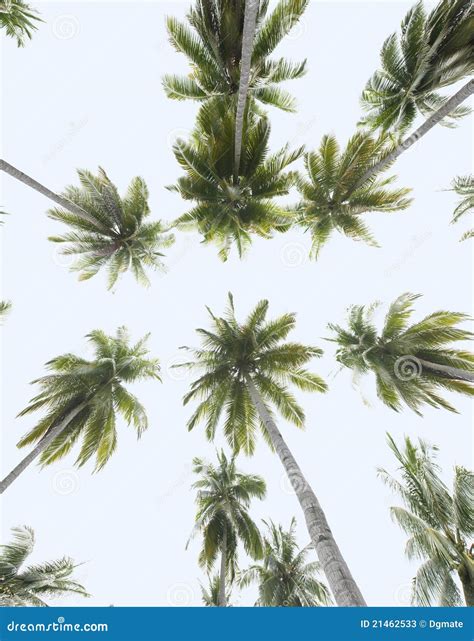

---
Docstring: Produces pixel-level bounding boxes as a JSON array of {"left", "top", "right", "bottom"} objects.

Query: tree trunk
[
  {"left": 233, "top": 0, "right": 260, "bottom": 182},
  {"left": 354, "top": 79, "right": 474, "bottom": 190},
  {"left": 0, "top": 401, "right": 89, "bottom": 494},
  {"left": 0, "top": 159, "right": 105, "bottom": 229},
  {"left": 458, "top": 556, "right": 474, "bottom": 607},
  {"left": 418, "top": 359, "right": 474, "bottom": 383},
  {"left": 218, "top": 527, "right": 227, "bottom": 607},
  {"left": 246, "top": 377, "right": 366, "bottom": 606}
]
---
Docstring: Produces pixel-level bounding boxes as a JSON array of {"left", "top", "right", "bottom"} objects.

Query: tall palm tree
[
  {"left": 295, "top": 133, "right": 412, "bottom": 257},
  {"left": 0, "top": 300, "right": 11, "bottom": 322},
  {"left": 0, "top": 526, "right": 88, "bottom": 606},
  {"left": 170, "top": 100, "right": 302, "bottom": 260},
  {"left": 200, "top": 573, "right": 232, "bottom": 607},
  {"left": 379, "top": 434, "right": 474, "bottom": 606},
  {"left": 176, "top": 294, "right": 366, "bottom": 606},
  {"left": 163, "top": 0, "right": 308, "bottom": 113},
  {"left": 189, "top": 450, "right": 266, "bottom": 607},
  {"left": 447, "top": 175, "right": 473, "bottom": 241},
  {"left": 0, "top": 0, "right": 42, "bottom": 46},
  {"left": 0, "top": 327, "right": 160, "bottom": 494},
  {"left": 328, "top": 292, "right": 474, "bottom": 414},
  {"left": 239, "top": 518, "right": 332, "bottom": 606}
]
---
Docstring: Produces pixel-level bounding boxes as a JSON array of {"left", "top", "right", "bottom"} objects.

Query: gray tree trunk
[
  {"left": 0, "top": 159, "right": 105, "bottom": 229},
  {"left": 0, "top": 400, "right": 89, "bottom": 494},
  {"left": 246, "top": 377, "right": 366, "bottom": 606},
  {"left": 458, "top": 556, "right": 474, "bottom": 607},
  {"left": 218, "top": 526, "right": 227, "bottom": 607},
  {"left": 418, "top": 359, "right": 474, "bottom": 383},
  {"left": 233, "top": 0, "right": 260, "bottom": 182},
  {"left": 354, "top": 79, "right": 474, "bottom": 191}
]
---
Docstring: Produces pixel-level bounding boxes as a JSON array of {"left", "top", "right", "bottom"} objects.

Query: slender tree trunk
[
  {"left": 354, "top": 79, "right": 474, "bottom": 190},
  {"left": 246, "top": 377, "right": 366, "bottom": 606},
  {"left": 233, "top": 0, "right": 260, "bottom": 182},
  {"left": 458, "top": 556, "right": 474, "bottom": 607},
  {"left": 418, "top": 359, "right": 474, "bottom": 383},
  {"left": 0, "top": 159, "right": 104, "bottom": 229},
  {"left": 0, "top": 401, "right": 89, "bottom": 494},
  {"left": 218, "top": 527, "right": 227, "bottom": 607}
]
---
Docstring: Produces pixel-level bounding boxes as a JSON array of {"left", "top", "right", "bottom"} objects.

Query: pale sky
[{"left": 1, "top": 0, "right": 472, "bottom": 608}]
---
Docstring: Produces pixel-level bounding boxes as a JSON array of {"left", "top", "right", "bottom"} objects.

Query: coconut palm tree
[
  {"left": 355, "top": 0, "right": 473, "bottom": 185},
  {"left": 0, "top": 526, "right": 88, "bottom": 606},
  {"left": 163, "top": 0, "right": 308, "bottom": 113},
  {"left": 239, "top": 518, "right": 332, "bottom": 606},
  {"left": 0, "top": 300, "right": 11, "bottom": 322},
  {"left": 176, "top": 294, "right": 366, "bottom": 606},
  {"left": 447, "top": 175, "right": 473, "bottom": 241},
  {"left": 379, "top": 434, "right": 474, "bottom": 606},
  {"left": 200, "top": 573, "right": 233, "bottom": 607},
  {"left": 0, "top": 0, "right": 42, "bottom": 46},
  {"left": 0, "top": 327, "right": 160, "bottom": 494},
  {"left": 328, "top": 292, "right": 474, "bottom": 414},
  {"left": 170, "top": 100, "right": 302, "bottom": 260},
  {"left": 0, "top": 161, "right": 174, "bottom": 288},
  {"left": 189, "top": 450, "right": 266, "bottom": 607},
  {"left": 295, "top": 133, "right": 412, "bottom": 257}
]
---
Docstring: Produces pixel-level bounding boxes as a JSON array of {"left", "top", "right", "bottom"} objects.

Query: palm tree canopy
[
  {"left": 239, "top": 518, "right": 332, "bottom": 606},
  {"left": 0, "top": 300, "right": 11, "bottom": 322},
  {"left": 200, "top": 573, "right": 232, "bottom": 606},
  {"left": 295, "top": 133, "right": 412, "bottom": 258},
  {"left": 378, "top": 434, "right": 474, "bottom": 606},
  {"left": 0, "top": 526, "right": 88, "bottom": 606},
  {"left": 16, "top": 327, "right": 160, "bottom": 471},
  {"left": 360, "top": 0, "right": 474, "bottom": 134},
  {"left": 170, "top": 100, "right": 303, "bottom": 260},
  {"left": 163, "top": 0, "right": 308, "bottom": 112},
  {"left": 448, "top": 174, "right": 473, "bottom": 241},
  {"left": 0, "top": 0, "right": 42, "bottom": 47},
  {"left": 328, "top": 292, "right": 474, "bottom": 414},
  {"left": 48, "top": 168, "right": 175, "bottom": 289},
  {"left": 176, "top": 293, "right": 327, "bottom": 454},
  {"left": 190, "top": 450, "right": 266, "bottom": 577}
]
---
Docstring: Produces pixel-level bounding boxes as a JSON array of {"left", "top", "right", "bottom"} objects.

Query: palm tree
[
  {"left": 170, "top": 100, "right": 302, "bottom": 260},
  {"left": 200, "top": 573, "right": 232, "bottom": 607},
  {"left": 0, "top": 0, "right": 42, "bottom": 46},
  {"left": 0, "top": 162, "right": 174, "bottom": 288},
  {"left": 0, "top": 300, "right": 11, "bottom": 322},
  {"left": 0, "top": 327, "right": 160, "bottom": 494},
  {"left": 295, "top": 133, "right": 412, "bottom": 257},
  {"left": 447, "top": 175, "right": 473, "bottom": 241},
  {"left": 163, "top": 0, "right": 308, "bottom": 113},
  {"left": 328, "top": 292, "right": 474, "bottom": 414},
  {"left": 379, "top": 434, "right": 474, "bottom": 606},
  {"left": 176, "top": 294, "right": 366, "bottom": 606},
  {"left": 189, "top": 450, "right": 266, "bottom": 607},
  {"left": 239, "top": 518, "right": 332, "bottom": 606},
  {"left": 0, "top": 526, "right": 88, "bottom": 606}
]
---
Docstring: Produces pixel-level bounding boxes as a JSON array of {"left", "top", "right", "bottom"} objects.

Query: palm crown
[
  {"left": 328, "top": 292, "right": 474, "bottom": 414},
  {"left": 48, "top": 168, "right": 175, "bottom": 289},
  {"left": 170, "top": 100, "right": 302, "bottom": 260},
  {"left": 17, "top": 327, "right": 160, "bottom": 471},
  {"left": 177, "top": 294, "right": 327, "bottom": 454},
  {"left": 448, "top": 174, "right": 473, "bottom": 241},
  {"left": 239, "top": 518, "right": 331, "bottom": 606},
  {"left": 163, "top": 0, "right": 308, "bottom": 113},
  {"left": 295, "top": 133, "right": 412, "bottom": 257},
  {"left": 190, "top": 451, "right": 266, "bottom": 578},
  {"left": 0, "top": 0, "right": 42, "bottom": 47},
  {"left": 0, "top": 526, "right": 88, "bottom": 606},
  {"left": 379, "top": 435, "right": 474, "bottom": 606},
  {"left": 360, "top": 0, "right": 474, "bottom": 134}
]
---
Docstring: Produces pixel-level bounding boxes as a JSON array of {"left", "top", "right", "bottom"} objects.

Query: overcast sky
[{"left": 1, "top": 0, "right": 472, "bottom": 608}]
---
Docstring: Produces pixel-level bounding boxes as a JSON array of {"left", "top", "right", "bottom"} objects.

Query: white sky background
[{"left": 0, "top": 0, "right": 472, "bottom": 608}]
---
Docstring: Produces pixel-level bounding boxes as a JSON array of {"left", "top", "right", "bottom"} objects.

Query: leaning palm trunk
[
  {"left": 417, "top": 359, "right": 474, "bottom": 383},
  {"left": 0, "top": 400, "right": 89, "bottom": 494},
  {"left": 233, "top": 0, "right": 260, "bottom": 181},
  {"left": 355, "top": 79, "right": 474, "bottom": 191},
  {"left": 0, "top": 159, "right": 104, "bottom": 228},
  {"left": 458, "top": 555, "right": 474, "bottom": 607},
  {"left": 219, "top": 527, "right": 227, "bottom": 607},
  {"left": 246, "top": 377, "right": 366, "bottom": 606}
]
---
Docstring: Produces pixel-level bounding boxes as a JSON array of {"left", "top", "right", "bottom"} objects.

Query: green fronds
[
  {"left": 0, "top": 300, "right": 11, "bottom": 322},
  {"left": 447, "top": 174, "right": 473, "bottom": 241},
  {"left": 0, "top": 0, "right": 42, "bottom": 47}
]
